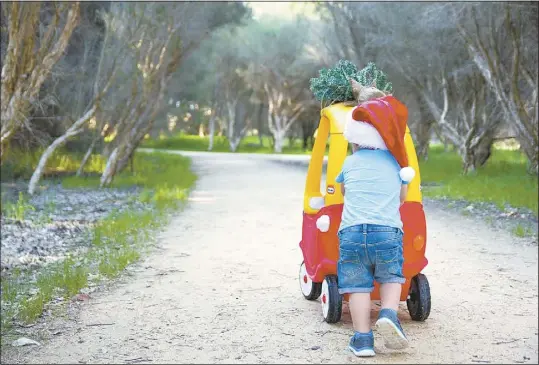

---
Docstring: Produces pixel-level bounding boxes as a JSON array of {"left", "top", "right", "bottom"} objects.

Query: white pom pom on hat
[{"left": 399, "top": 166, "right": 415, "bottom": 183}]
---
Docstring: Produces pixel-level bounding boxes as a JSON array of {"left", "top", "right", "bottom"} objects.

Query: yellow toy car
[{"left": 298, "top": 103, "right": 431, "bottom": 323}]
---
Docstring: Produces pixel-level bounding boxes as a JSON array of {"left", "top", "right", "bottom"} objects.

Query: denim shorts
[{"left": 337, "top": 224, "right": 405, "bottom": 294}]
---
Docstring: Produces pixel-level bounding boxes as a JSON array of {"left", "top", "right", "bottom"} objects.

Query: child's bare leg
[
  {"left": 376, "top": 283, "right": 408, "bottom": 349},
  {"left": 338, "top": 226, "right": 376, "bottom": 357},
  {"left": 374, "top": 233, "right": 408, "bottom": 350},
  {"left": 379, "top": 283, "right": 401, "bottom": 311},
  {"left": 347, "top": 292, "right": 375, "bottom": 357},
  {"left": 349, "top": 293, "right": 371, "bottom": 333}
]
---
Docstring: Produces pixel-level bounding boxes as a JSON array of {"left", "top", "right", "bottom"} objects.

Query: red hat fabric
[{"left": 350, "top": 95, "right": 409, "bottom": 169}]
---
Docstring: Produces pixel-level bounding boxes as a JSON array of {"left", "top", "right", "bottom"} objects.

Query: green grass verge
[
  {"left": 0, "top": 152, "right": 196, "bottom": 335},
  {"left": 145, "top": 133, "right": 537, "bottom": 215},
  {"left": 1, "top": 148, "right": 105, "bottom": 181},
  {"left": 419, "top": 146, "right": 538, "bottom": 216},
  {"left": 142, "top": 133, "right": 309, "bottom": 154}
]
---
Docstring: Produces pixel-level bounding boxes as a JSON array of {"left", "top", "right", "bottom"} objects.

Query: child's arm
[
  {"left": 336, "top": 169, "right": 345, "bottom": 196},
  {"left": 400, "top": 184, "right": 408, "bottom": 205},
  {"left": 399, "top": 167, "right": 414, "bottom": 205}
]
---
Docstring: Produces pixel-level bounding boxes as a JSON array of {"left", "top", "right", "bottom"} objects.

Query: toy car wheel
[
  {"left": 406, "top": 273, "right": 431, "bottom": 321},
  {"left": 321, "top": 275, "right": 342, "bottom": 323},
  {"left": 299, "top": 261, "right": 322, "bottom": 300}
]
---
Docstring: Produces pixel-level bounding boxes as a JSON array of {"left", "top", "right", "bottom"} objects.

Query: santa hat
[{"left": 343, "top": 95, "right": 415, "bottom": 183}]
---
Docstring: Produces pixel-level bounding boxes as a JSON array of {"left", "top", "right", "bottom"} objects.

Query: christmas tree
[
  {"left": 357, "top": 62, "right": 393, "bottom": 94},
  {"left": 309, "top": 60, "right": 393, "bottom": 107}
]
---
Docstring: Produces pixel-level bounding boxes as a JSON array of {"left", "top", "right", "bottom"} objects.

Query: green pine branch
[{"left": 309, "top": 60, "right": 393, "bottom": 107}]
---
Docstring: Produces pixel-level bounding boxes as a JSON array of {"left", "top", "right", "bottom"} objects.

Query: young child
[{"left": 335, "top": 81, "right": 415, "bottom": 357}]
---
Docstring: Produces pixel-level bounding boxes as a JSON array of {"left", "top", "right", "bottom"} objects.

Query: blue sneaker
[
  {"left": 375, "top": 308, "right": 409, "bottom": 350},
  {"left": 348, "top": 331, "right": 375, "bottom": 357}
]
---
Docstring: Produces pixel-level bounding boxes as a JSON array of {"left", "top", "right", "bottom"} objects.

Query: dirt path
[{"left": 4, "top": 153, "right": 538, "bottom": 364}]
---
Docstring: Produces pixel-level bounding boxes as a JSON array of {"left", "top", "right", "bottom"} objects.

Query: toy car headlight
[{"left": 413, "top": 235, "right": 425, "bottom": 251}]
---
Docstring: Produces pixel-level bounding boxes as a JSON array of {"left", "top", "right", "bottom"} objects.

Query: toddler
[{"left": 336, "top": 82, "right": 415, "bottom": 356}]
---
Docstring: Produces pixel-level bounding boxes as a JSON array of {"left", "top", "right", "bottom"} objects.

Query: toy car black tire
[
  {"left": 321, "top": 275, "right": 342, "bottom": 323},
  {"left": 299, "top": 261, "right": 322, "bottom": 300},
  {"left": 406, "top": 273, "right": 431, "bottom": 321}
]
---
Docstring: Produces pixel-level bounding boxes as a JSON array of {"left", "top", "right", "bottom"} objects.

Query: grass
[
  {"left": 0, "top": 151, "right": 196, "bottom": 334},
  {"left": 142, "top": 133, "right": 309, "bottom": 154},
  {"left": 419, "top": 146, "right": 538, "bottom": 216},
  {"left": 1, "top": 192, "right": 35, "bottom": 220},
  {"left": 512, "top": 223, "right": 534, "bottom": 238},
  {"left": 17, "top": 257, "right": 89, "bottom": 323},
  {"left": 1, "top": 148, "right": 105, "bottom": 181},
  {"left": 145, "top": 133, "right": 537, "bottom": 216}
]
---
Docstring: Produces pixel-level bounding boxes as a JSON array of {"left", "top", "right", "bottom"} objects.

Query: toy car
[{"left": 298, "top": 103, "right": 431, "bottom": 323}]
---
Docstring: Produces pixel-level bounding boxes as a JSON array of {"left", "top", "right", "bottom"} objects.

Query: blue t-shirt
[{"left": 336, "top": 149, "right": 403, "bottom": 232}]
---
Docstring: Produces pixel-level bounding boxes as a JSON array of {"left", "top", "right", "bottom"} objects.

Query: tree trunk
[
  {"left": 517, "top": 129, "right": 538, "bottom": 175},
  {"left": 0, "top": 129, "right": 14, "bottom": 162},
  {"left": 113, "top": 131, "right": 148, "bottom": 176},
  {"left": 460, "top": 136, "right": 493, "bottom": 175},
  {"left": 301, "top": 120, "right": 311, "bottom": 151},
  {"left": 458, "top": 11, "right": 538, "bottom": 176},
  {"left": 226, "top": 100, "right": 237, "bottom": 152},
  {"left": 272, "top": 129, "right": 286, "bottom": 153},
  {"left": 28, "top": 106, "right": 95, "bottom": 195},
  {"left": 518, "top": 135, "right": 539, "bottom": 176},
  {"left": 416, "top": 139, "right": 430, "bottom": 161},
  {"left": 114, "top": 113, "right": 163, "bottom": 178},
  {"left": 229, "top": 137, "right": 241, "bottom": 152},
  {"left": 301, "top": 117, "right": 316, "bottom": 151},
  {"left": 208, "top": 111, "right": 216, "bottom": 151},
  {"left": 257, "top": 103, "right": 264, "bottom": 147},
  {"left": 225, "top": 99, "right": 249, "bottom": 152},
  {"left": 76, "top": 137, "right": 98, "bottom": 176},
  {"left": 528, "top": 155, "right": 539, "bottom": 176},
  {"left": 414, "top": 102, "right": 434, "bottom": 161},
  {"left": 115, "top": 149, "right": 135, "bottom": 178},
  {"left": 28, "top": 140, "right": 66, "bottom": 195},
  {"left": 0, "top": 3, "right": 80, "bottom": 160},
  {"left": 415, "top": 123, "right": 432, "bottom": 160},
  {"left": 100, "top": 147, "right": 119, "bottom": 187}
]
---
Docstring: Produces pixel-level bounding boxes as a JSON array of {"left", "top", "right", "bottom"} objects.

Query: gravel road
[{"left": 3, "top": 152, "right": 537, "bottom": 364}]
